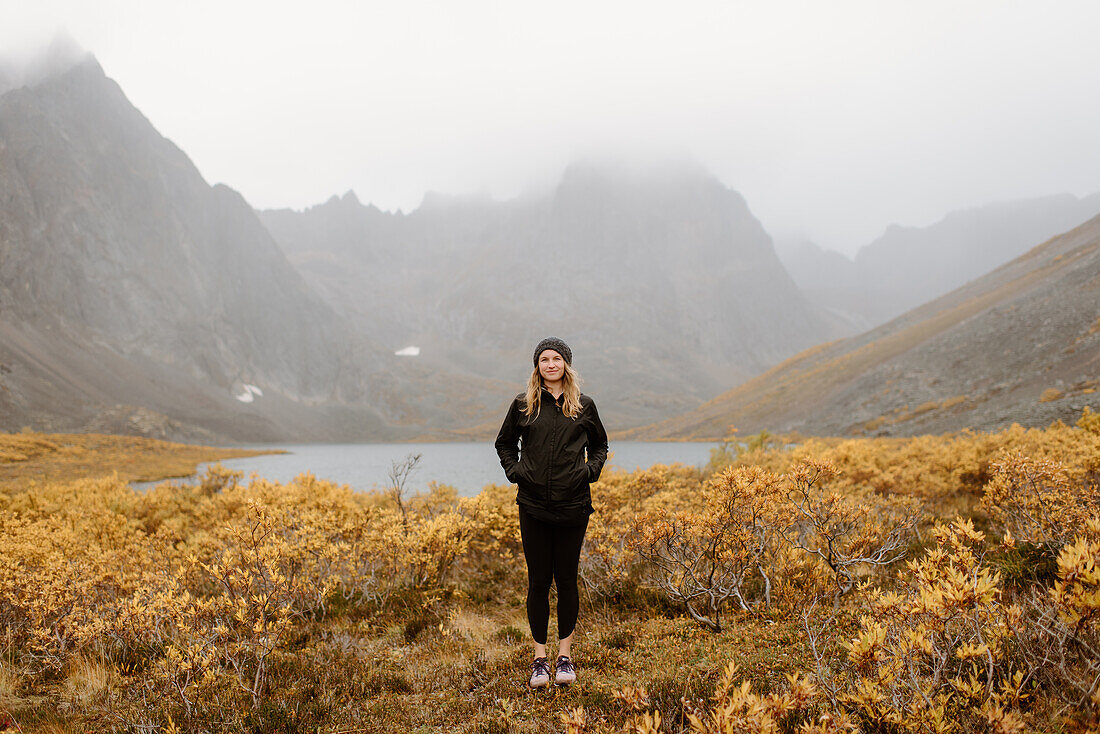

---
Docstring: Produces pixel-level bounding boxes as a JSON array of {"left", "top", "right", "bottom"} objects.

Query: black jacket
[{"left": 494, "top": 388, "right": 609, "bottom": 525}]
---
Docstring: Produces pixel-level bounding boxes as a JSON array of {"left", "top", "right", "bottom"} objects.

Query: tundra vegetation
[{"left": 0, "top": 411, "right": 1099, "bottom": 733}]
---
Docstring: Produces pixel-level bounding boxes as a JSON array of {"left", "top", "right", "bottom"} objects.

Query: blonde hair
[{"left": 524, "top": 362, "right": 583, "bottom": 419}]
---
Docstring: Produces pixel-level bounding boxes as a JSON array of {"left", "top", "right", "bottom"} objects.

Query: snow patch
[
  {"left": 234, "top": 384, "right": 263, "bottom": 403},
  {"left": 395, "top": 346, "right": 420, "bottom": 357}
]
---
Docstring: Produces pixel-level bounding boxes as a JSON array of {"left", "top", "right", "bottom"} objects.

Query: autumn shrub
[
  {"left": 0, "top": 464, "right": 524, "bottom": 727},
  {"left": 630, "top": 461, "right": 920, "bottom": 629},
  {"left": 0, "top": 476, "right": 154, "bottom": 675},
  {"left": 630, "top": 466, "right": 793, "bottom": 631},
  {"left": 562, "top": 662, "right": 855, "bottom": 734},
  {"left": 148, "top": 499, "right": 348, "bottom": 711},
  {"left": 1079, "top": 406, "right": 1100, "bottom": 434},
  {"left": 1003, "top": 519, "right": 1100, "bottom": 721},
  {"left": 781, "top": 460, "right": 921, "bottom": 608},
  {"left": 715, "top": 415, "right": 1100, "bottom": 519},
  {"left": 580, "top": 512, "right": 637, "bottom": 604},
  {"left": 707, "top": 428, "right": 796, "bottom": 473},
  {"left": 977, "top": 440, "right": 1100, "bottom": 720},
  {"left": 806, "top": 519, "right": 1029, "bottom": 733},
  {"left": 3, "top": 414, "right": 1099, "bottom": 731},
  {"left": 982, "top": 451, "right": 1100, "bottom": 546},
  {"left": 580, "top": 464, "right": 703, "bottom": 605}
]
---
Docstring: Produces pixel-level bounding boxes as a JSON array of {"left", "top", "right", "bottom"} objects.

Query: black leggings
[{"left": 518, "top": 507, "right": 589, "bottom": 645}]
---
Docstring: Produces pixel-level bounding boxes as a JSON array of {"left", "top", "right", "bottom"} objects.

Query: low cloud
[{"left": 0, "top": 31, "right": 89, "bottom": 96}]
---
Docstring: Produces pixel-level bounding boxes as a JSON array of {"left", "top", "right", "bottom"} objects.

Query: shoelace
[
  {"left": 531, "top": 657, "right": 550, "bottom": 676},
  {"left": 556, "top": 656, "right": 574, "bottom": 674}
]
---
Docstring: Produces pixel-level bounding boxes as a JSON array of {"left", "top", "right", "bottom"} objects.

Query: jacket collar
[{"left": 541, "top": 386, "right": 564, "bottom": 404}]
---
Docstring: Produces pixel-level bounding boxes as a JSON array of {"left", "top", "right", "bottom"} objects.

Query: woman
[{"left": 494, "top": 336, "right": 608, "bottom": 688}]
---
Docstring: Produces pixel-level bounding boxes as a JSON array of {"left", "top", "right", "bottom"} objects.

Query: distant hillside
[
  {"left": 260, "top": 160, "right": 850, "bottom": 429},
  {"left": 777, "top": 193, "right": 1100, "bottom": 328},
  {"left": 0, "top": 57, "right": 505, "bottom": 441},
  {"left": 628, "top": 212, "right": 1100, "bottom": 439}
]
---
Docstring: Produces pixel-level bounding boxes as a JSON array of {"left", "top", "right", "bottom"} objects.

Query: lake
[{"left": 135, "top": 441, "right": 720, "bottom": 497}]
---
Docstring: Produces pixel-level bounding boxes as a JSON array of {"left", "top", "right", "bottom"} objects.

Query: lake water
[{"left": 135, "top": 441, "right": 720, "bottom": 497}]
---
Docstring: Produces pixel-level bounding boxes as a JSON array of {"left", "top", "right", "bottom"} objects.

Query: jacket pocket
[
  {"left": 515, "top": 456, "right": 537, "bottom": 485},
  {"left": 550, "top": 462, "right": 589, "bottom": 503}
]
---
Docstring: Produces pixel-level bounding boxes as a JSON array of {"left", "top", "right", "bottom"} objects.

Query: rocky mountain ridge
[
  {"left": 259, "top": 159, "right": 849, "bottom": 429},
  {"left": 0, "top": 57, "right": 507, "bottom": 441},
  {"left": 777, "top": 193, "right": 1100, "bottom": 329},
  {"left": 629, "top": 212, "right": 1100, "bottom": 439}
]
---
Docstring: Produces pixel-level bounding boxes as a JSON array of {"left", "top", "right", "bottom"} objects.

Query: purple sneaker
[
  {"left": 529, "top": 656, "right": 551, "bottom": 688},
  {"left": 554, "top": 655, "right": 577, "bottom": 685}
]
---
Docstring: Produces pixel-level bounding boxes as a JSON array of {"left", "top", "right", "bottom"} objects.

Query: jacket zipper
[{"left": 547, "top": 396, "right": 563, "bottom": 503}]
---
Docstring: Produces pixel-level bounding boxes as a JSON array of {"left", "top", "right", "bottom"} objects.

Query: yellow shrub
[
  {"left": 1078, "top": 406, "right": 1100, "bottom": 434},
  {"left": 567, "top": 662, "right": 856, "bottom": 733},
  {"left": 3, "top": 420, "right": 1098, "bottom": 730},
  {"left": 726, "top": 413, "right": 1100, "bottom": 519},
  {"left": 982, "top": 452, "right": 1099, "bottom": 544},
  {"left": 810, "top": 519, "right": 1026, "bottom": 733},
  {"left": 1050, "top": 522, "right": 1100, "bottom": 632},
  {"left": 631, "top": 466, "right": 792, "bottom": 630}
]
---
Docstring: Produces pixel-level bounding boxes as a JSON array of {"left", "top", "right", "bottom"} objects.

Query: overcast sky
[{"left": 3, "top": 0, "right": 1099, "bottom": 256}]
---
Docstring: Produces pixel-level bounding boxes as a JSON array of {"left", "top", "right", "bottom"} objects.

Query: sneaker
[
  {"left": 554, "top": 655, "right": 577, "bottom": 685},
  {"left": 529, "top": 657, "right": 551, "bottom": 688}
]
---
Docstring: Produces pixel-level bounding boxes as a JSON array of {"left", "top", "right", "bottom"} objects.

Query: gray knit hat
[{"left": 533, "top": 336, "right": 572, "bottom": 367}]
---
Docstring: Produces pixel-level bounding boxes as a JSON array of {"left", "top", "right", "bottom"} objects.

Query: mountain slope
[
  {"left": 628, "top": 212, "right": 1100, "bottom": 439},
  {"left": 777, "top": 193, "right": 1100, "bottom": 328},
  {"left": 0, "top": 57, "right": 350, "bottom": 395},
  {"left": 260, "top": 160, "right": 849, "bottom": 429},
  {"left": 0, "top": 56, "right": 462, "bottom": 440}
]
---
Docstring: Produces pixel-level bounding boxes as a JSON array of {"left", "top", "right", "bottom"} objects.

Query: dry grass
[
  {"left": 270, "top": 606, "right": 824, "bottom": 734},
  {"left": 0, "top": 660, "right": 19, "bottom": 704},
  {"left": 60, "top": 656, "right": 111, "bottom": 707},
  {"left": 0, "top": 430, "right": 278, "bottom": 492}
]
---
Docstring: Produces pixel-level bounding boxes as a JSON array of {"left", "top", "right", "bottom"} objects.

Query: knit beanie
[{"left": 533, "top": 337, "right": 572, "bottom": 367}]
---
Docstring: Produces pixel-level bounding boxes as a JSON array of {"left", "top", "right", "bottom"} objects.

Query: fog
[{"left": 3, "top": 0, "right": 1100, "bottom": 256}]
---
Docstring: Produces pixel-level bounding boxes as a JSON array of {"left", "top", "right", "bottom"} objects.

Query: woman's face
[{"left": 538, "top": 350, "right": 565, "bottom": 383}]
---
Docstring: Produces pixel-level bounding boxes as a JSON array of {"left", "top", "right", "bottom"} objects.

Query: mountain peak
[
  {"left": 320, "top": 190, "right": 363, "bottom": 210},
  {"left": 0, "top": 34, "right": 97, "bottom": 96}
]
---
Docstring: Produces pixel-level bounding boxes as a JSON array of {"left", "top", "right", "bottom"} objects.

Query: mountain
[
  {"left": 260, "top": 159, "right": 849, "bottom": 429},
  {"left": 627, "top": 211, "right": 1100, "bottom": 439},
  {"left": 0, "top": 55, "right": 842, "bottom": 440},
  {"left": 0, "top": 56, "right": 493, "bottom": 441},
  {"left": 777, "top": 193, "right": 1100, "bottom": 328},
  {"left": 14, "top": 51, "right": 1087, "bottom": 443},
  {"left": 772, "top": 238, "right": 878, "bottom": 332}
]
